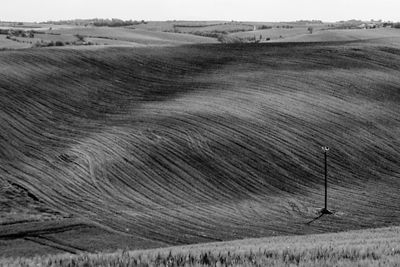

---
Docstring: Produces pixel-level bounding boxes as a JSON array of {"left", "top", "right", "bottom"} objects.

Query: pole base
[{"left": 320, "top": 208, "right": 333, "bottom": 215}]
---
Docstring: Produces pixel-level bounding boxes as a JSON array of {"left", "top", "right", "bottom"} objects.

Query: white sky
[{"left": 1, "top": 0, "right": 399, "bottom": 22}]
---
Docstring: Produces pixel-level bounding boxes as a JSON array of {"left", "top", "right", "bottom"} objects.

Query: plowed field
[{"left": 1, "top": 40, "right": 399, "bottom": 254}]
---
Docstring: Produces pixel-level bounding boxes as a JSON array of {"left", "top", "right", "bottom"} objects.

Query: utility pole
[{"left": 321, "top": 146, "right": 332, "bottom": 214}]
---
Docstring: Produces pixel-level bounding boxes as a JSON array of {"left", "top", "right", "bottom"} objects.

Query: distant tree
[
  {"left": 259, "top": 25, "right": 272, "bottom": 30},
  {"left": 307, "top": 26, "right": 314, "bottom": 34}
]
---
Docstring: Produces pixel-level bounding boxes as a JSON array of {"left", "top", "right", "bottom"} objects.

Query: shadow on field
[
  {"left": 306, "top": 213, "right": 326, "bottom": 225},
  {"left": 306, "top": 209, "right": 334, "bottom": 225}
]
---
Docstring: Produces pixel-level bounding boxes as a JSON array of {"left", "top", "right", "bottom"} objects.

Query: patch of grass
[
  {"left": 48, "top": 27, "right": 217, "bottom": 45},
  {"left": 2, "top": 227, "right": 400, "bottom": 266}
]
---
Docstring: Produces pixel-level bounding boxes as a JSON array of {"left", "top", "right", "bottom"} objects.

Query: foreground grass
[{"left": 2, "top": 226, "right": 400, "bottom": 266}]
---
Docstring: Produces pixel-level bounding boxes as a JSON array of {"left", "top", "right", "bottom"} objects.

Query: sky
[{"left": 1, "top": 0, "right": 399, "bottom": 23}]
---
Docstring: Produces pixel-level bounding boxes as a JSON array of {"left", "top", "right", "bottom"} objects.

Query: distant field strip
[
  {"left": 50, "top": 27, "right": 218, "bottom": 45},
  {"left": 0, "top": 42, "right": 399, "bottom": 245}
]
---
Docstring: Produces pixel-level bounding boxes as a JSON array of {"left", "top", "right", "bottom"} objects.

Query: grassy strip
[{"left": 2, "top": 226, "right": 400, "bottom": 266}]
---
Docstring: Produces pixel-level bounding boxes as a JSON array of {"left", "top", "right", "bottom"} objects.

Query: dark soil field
[{"left": 0, "top": 37, "right": 400, "bottom": 256}]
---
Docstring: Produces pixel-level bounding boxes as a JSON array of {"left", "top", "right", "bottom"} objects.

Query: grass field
[
  {"left": 0, "top": 35, "right": 31, "bottom": 49},
  {"left": 229, "top": 23, "right": 328, "bottom": 41},
  {"left": 0, "top": 23, "right": 218, "bottom": 49},
  {"left": 271, "top": 28, "right": 400, "bottom": 43},
  {"left": 2, "top": 226, "right": 399, "bottom": 266},
  {"left": 48, "top": 26, "right": 218, "bottom": 45},
  {"left": 1, "top": 21, "right": 398, "bottom": 48},
  {"left": 0, "top": 29, "right": 400, "bottom": 256}
]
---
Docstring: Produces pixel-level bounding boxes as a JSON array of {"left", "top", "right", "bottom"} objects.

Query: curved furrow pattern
[{"left": 1, "top": 42, "right": 400, "bottom": 246}]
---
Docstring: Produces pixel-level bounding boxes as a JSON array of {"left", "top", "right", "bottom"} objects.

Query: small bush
[
  {"left": 258, "top": 25, "right": 272, "bottom": 30},
  {"left": 75, "top": 34, "right": 85, "bottom": 42}
]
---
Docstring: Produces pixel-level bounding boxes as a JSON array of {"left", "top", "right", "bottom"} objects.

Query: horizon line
[{"left": 1, "top": 18, "right": 396, "bottom": 24}]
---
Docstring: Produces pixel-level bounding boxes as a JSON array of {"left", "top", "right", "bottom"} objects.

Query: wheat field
[{"left": 2, "top": 226, "right": 399, "bottom": 266}]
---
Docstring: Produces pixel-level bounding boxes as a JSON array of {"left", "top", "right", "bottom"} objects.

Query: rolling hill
[
  {"left": 48, "top": 26, "right": 218, "bottom": 45},
  {"left": 271, "top": 28, "right": 400, "bottom": 43},
  {"left": 0, "top": 38, "right": 400, "bottom": 255},
  {"left": 0, "top": 25, "right": 217, "bottom": 50},
  {"left": 0, "top": 35, "right": 31, "bottom": 49}
]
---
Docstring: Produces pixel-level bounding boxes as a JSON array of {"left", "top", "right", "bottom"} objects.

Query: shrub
[
  {"left": 393, "top": 23, "right": 400, "bottom": 29},
  {"left": 75, "top": 34, "right": 85, "bottom": 42},
  {"left": 192, "top": 30, "right": 227, "bottom": 39},
  {"left": 259, "top": 25, "right": 272, "bottom": 30},
  {"left": 217, "top": 34, "right": 244, "bottom": 44}
]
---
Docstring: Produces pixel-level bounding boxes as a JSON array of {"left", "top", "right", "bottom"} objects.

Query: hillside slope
[
  {"left": 0, "top": 41, "right": 400, "bottom": 249},
  {"left": 271, "top": 28, "right": 400, "bottom": 43},
  {"left": 49, "top": 27, "right": 218, "bottom": 45},
  {"left": 0, "top": 26, "right": 217, "bottom": 50}
]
